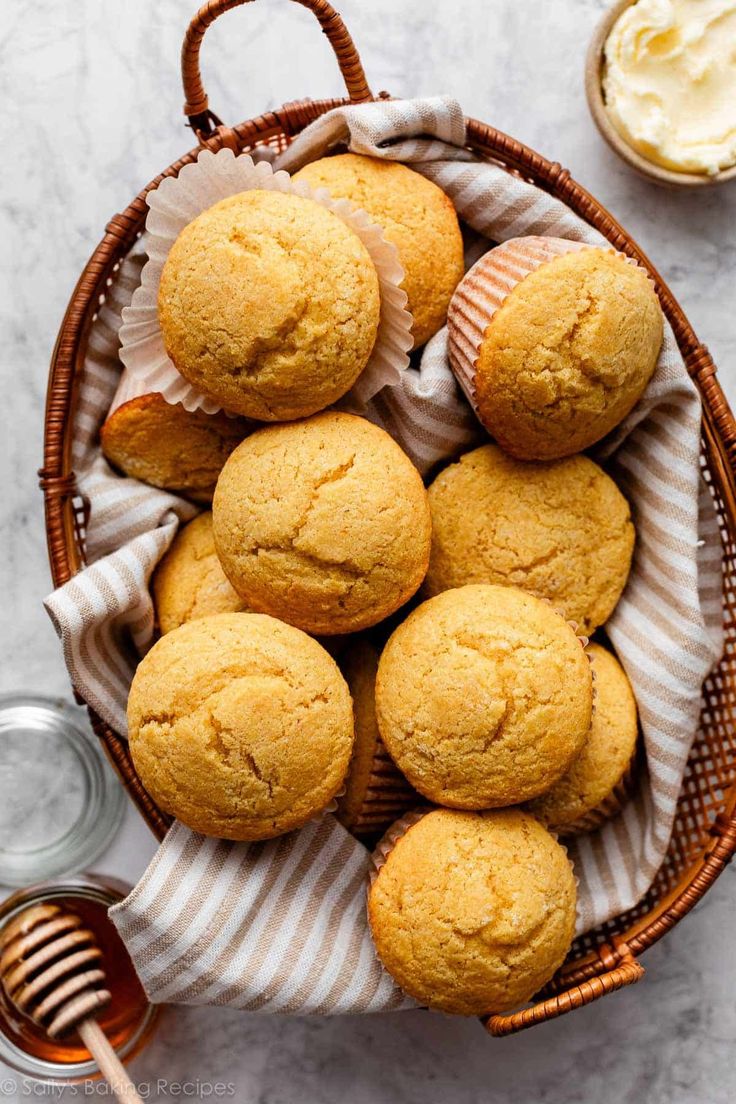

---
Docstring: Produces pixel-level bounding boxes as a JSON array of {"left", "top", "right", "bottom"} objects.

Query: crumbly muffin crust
[
  {"left": 153, "top": 512, "right": 246, "bottom": 635},
  {"left": 158, "top": 190, "right": 380, "bottom": 420},
  {"left": 127, "top": 612, "right": 354, "bottom": 840},
  {"left": 368, "top": 808, "right": 577, "bottom": 1015},
  {"left": 294, "top": 154, "right": 464, "bottom": 348},
  {"left": 529, "top": 642, "right": 638, "bottom": 833},
  {"left": 100, "top": 393, "right": 247, "bottom": 501},
  {"left": 425, "top": 444, "right": 635, "bottom": 633},
  {"left": 473, "top": 248, "right": 663, "bottom": 459},
  {"left": 375, "top": 584, "right": 592, "bottom": 807},
  {"left": 212, "top": 412, "right": 432, "bottom": 635}
]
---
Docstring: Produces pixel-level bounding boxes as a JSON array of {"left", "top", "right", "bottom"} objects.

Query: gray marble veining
[{"left": 1, "top": 0, "right": 734, "bottom": 1100}]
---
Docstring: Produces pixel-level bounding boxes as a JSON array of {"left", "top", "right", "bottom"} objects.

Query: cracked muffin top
[
  {"left": 375, "top": 584, "right": 592, "bottom": 808},
  {"left": 424, "top": 444, "right": 635, "bottom": 634},
  {"left": 157, "top": 190, "right": 381, "bottom": 421},
  {"left": 451, "top": 244, "right": 662, "bottom": 460},
  {"left": 153, "top": 512, "right": 246, "bottom": 635},
  {"left": 127, "top": 612, "right": 354, "bottom": 840},
  {"left": 293, "top": 153, "right": 464, "bottom": 349},
  {"left": 212, "top": 412, "right": 432, "bottom": 635},
  {"left": 367, "top": 808, "right": 577, "bottom": 1016}
]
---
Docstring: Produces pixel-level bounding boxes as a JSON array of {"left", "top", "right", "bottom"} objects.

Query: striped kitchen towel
[{"left": 44, "top": 96, "right": 723, "bottom": 1011}]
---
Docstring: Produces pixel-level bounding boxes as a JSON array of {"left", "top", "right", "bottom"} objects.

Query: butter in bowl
[{"left": 585, "top": 0, "right": 736, "bottom": 187}]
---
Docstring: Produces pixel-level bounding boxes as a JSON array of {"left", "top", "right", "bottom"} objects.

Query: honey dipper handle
[{"left": 77, "top": 1018, "right": 143, "bottom": 1103}]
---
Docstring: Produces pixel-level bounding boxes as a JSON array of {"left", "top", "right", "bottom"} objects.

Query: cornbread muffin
[
  {"left": 153, "top": 512, "right": 246, "bottom": 635},
  {"left": 127, "top": 612, "right": 354, "bottom": 840},
  {"left": 368, "top": 808, "right": 577, "bottom": 1015},
  {"left": 100, "top": 393, "right": 247, "bottom": 501},
  {"left": 212, "top": 412, "right": 432, "bottom": 635},
  {"left": 158, "top": 190, "right": 380, "bottom": 420},
  {"left": 529, "top": 643, "right": 639, "bottom": 834},
  {"left": 376, "top": 584, "right": 592, "bottom": 808},
  {"left": 294, "top": 154, "right": 464, "bottom": 347},
  {"left": 336, "top": 640, "right": 418, "bottom": 838},
  {"left": 448, "top": 240, "right": 663, "bottom": 459},
  {"left": 425, "top": 444, "right": 635, "bottom": 634}
]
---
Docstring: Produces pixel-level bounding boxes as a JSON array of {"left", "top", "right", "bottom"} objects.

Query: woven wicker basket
[{"left": 40, "top": 0, "right": 736, "bottom": 1037}]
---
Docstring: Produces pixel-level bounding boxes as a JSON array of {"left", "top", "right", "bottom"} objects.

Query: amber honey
[{"left": 0, "top": 877, "right": 158, "bottom": 1082}]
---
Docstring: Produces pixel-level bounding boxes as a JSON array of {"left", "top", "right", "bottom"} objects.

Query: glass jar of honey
[{"left": 0, "top": 875, "right": 158, "bottom": 1083}]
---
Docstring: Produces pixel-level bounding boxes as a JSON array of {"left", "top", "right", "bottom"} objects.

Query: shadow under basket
[{"left": 40, "top": 0, "right": 736, "bottom": 1037}]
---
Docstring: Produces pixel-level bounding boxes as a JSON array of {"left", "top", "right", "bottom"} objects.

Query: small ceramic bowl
[{"left": 585, "top": 0, "right": 736, "bottom": 188}]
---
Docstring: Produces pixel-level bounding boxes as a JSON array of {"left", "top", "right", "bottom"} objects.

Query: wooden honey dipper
[{"left": 0, "top": 903, "right": 142, "bottom": 1101}]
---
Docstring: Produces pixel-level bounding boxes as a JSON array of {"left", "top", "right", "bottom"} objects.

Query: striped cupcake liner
[
  {"left": 447, "top": 236, "right": 590, "bottom": 422},
  {"left": 447, "top": 236, "right": 654, "bottom": 432},
  {"left": 337, "top": 735, "right": 420, "bottom": 840}
]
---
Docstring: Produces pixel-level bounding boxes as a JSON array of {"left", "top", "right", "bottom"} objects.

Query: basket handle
[
  {"left": 182, "top": 0, "right": 373, "bottom": 139},
  {"left": 484, "top": 945, "right": 644, "bottom": 1037}
]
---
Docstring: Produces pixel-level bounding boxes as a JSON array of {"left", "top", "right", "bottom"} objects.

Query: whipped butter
[{"left": 603, "top": 0, "right": 736, "bottom": 175}]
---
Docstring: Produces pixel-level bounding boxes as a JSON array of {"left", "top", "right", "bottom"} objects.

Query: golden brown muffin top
[
  {"left": 153, "top": 512, "right": 246, "bottom": 635},
  {"left": 127, "top": 612, "right": 353, "bottom": 840},
  {"left": 100, "top": 393, "right": 247, "bottom": 501},
  {"left": 375, "top": 584, "right": 592, "bottom": 808},
  {"left": 529, "top": 642, "right": 638, "bottom": 832},
  {"left": 474, "top": 248, "right": 663, "bottom": 459},
  {"left": 294, "top": 153, "right": 464, "bottom": 348},
  {"left": 368, "top": 808, "right": 577, "bottom": 1015},
  {"left": 212, "top": 412, "right": 432, "bottom": 635},
  {"left": 425, "top": 444, "right": 635, "bottom": 634},
  {"left": 158, "top": 190, "right": 380, "bottom": 420}
]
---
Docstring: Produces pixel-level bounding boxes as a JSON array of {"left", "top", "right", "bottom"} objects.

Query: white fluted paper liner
[
  {"left": 447, "top": 236, "right": 649, "bottom": 423},
  {"left": 119, "top": 149, "right": 413, "bottom": 416},
  {"left": 106, "top": 368, "right": 242, "bottom": 421},
  {"left": 107, "top": 369, "right": 156, "bottom": 416}
]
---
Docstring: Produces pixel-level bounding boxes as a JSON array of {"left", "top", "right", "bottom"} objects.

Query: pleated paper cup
[
  {"left": 337, "top": 736, "right": 420, "bottom": 840},
  {"left": 106, "top": 369, "right": 159, "bottom": 416},
  {"left": 336, "top": 639, "right": 420, "bottom": 840},
  {"left": 447, "top": 236, "right": 591, "bottom": 422},
  {"left": 447, "top": 235, "right": 659, "bottom": 450},
  {"left": 119, "top": 149, "right": 413, "bottom": 417}
]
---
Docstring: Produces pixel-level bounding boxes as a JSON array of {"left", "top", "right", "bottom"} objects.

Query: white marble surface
[{"left": 1, "top": 0, "right": 735, "bottom": 1099}]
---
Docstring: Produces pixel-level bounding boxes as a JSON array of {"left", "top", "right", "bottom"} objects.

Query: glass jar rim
[{"left": 0, "top": 693, "right": 126, "bottom": 886}]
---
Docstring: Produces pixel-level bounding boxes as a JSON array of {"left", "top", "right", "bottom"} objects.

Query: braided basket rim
[{"left": 40, "top": 99, "right": 736, "bottom": 1034}]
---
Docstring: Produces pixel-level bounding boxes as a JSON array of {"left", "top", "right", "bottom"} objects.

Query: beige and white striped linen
[{"left": 44, "top": 97, "right": 723, "bottom": 1011}]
